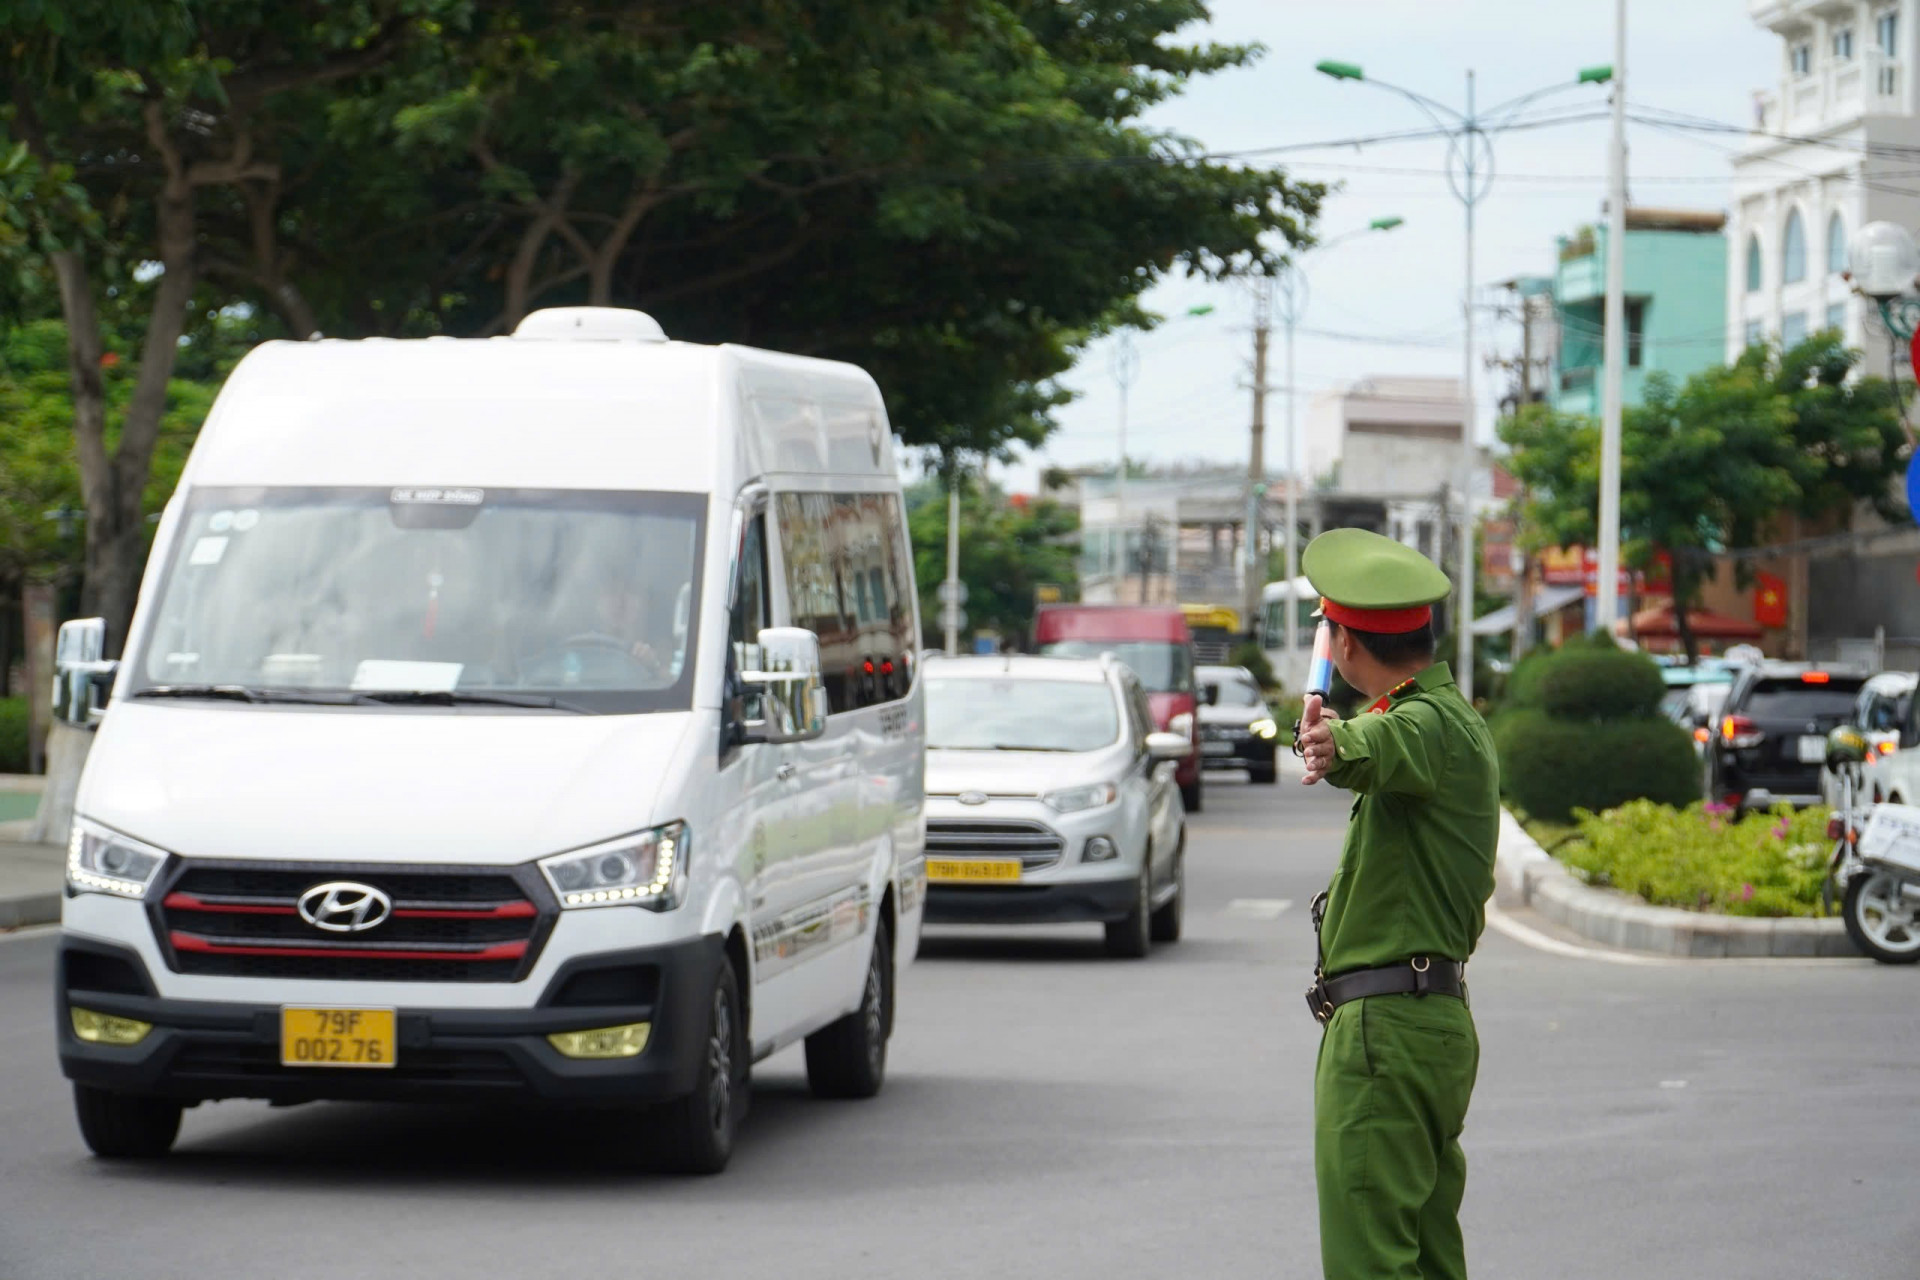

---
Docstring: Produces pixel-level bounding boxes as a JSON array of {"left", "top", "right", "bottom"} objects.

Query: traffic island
[{"left": 1494, "top": 810, "right": 1859, "bottom": 958}]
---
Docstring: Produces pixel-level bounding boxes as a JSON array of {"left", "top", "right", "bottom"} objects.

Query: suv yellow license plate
[
  {"left": 926, "top": 859, "right": 1022, "bottom": 884},
  {"left": 280, "top": 1007, "right": 397, "bottom": 1069}
]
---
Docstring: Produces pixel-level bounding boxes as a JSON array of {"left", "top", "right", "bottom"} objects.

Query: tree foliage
[
  {"left": 1500, "top": 334, "right": 1910, "bottom": 658},
  {"left": 2, "top": 0, "right": 1321, "bottom": 647},
  {"left": 906, "top": 477, "right": 1078, "bottom": 645}
]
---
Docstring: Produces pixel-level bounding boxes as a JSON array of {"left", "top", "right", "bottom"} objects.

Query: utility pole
[
  {"left": 1595, "top": 0, "right": 1629, "bottom": 637},
  {"left": 943, "top": 467, "right": 962, "bottom": 655},
  {"left": 1454, "top": 66, "right": 1480, "bottom": 701},
  {"left": 1110, "top": 331, "right": 1139, "bottom": 596},
  {"left": 1512, "top": 292, "right": 1536, "bottom": 661},
  {"left": 1243, "top": 277, "right": 1272, "bottom": 634}
]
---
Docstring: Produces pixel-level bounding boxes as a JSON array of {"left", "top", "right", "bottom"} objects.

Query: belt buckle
[{"left": 1305, "top": 977, "right": 1333, "bottom": 1024}]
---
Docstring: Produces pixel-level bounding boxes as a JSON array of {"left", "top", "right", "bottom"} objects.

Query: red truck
[{"left": 1033, "top": 605, "right": 1204, "bottom": 812}]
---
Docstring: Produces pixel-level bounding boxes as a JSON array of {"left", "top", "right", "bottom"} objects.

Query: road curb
[
  {"left": 0, "top": 890, "right": 60, "bottom": 930},
  {"left": 1494, "top": 810, "right": 1858, "bottom": 958}
]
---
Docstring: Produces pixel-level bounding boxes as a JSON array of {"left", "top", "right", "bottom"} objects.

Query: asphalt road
[{"left": 3, "top": 770, "right": 1918, "bottom": 1280}]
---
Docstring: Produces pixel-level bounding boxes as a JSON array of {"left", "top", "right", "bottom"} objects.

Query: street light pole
[
  {"left": 1110, "top": 331, "right": 1138, "bottom": 596},
  {"left": 1317, "top": 59, "right": 1612, "bottom": 703},
  {"left": 1272, "top": 216, "right": 1403, "bottom": 689},
  {"left": 1458, "top": 67, "right": 1479, "bottom": 694},
  {"left": 1595, "top": 0, "right": 1629, "bottom": 639}
]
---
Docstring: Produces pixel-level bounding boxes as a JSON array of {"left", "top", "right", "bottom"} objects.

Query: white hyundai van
[{"left": 51, "top": 307, "right": 926, "bottom": 1174}]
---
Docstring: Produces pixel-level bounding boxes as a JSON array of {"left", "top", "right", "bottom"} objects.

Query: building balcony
[{"left": 1753, "top": 53, "right": 1904, "bottom": 144}]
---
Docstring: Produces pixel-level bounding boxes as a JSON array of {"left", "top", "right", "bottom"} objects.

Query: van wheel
[
  {"left": 1105, "top": 860, "right": 1153, "bottom": 959},
  {"left": 1150, "top": 834, "right": 1185, "bottom": 944},
  {"left": 657, "top": 955, "right": 745, "bottom": 1175},
  {"left": 73, "top": 1085, "right": 181, "bottom": 1159},
  {"left": 1180, "top": 777, "right": 1203, "bottom": 813},
  {"left": 805, "top": 913, "right": 892, "bottom": 1100}
]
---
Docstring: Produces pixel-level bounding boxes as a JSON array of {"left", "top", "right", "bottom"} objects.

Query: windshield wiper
[
  {"left": 130, "top": 684, "right": 363, "bottom": 706},
  {"left": 355, "top": 690, "right": 590, "bottom": 714}
]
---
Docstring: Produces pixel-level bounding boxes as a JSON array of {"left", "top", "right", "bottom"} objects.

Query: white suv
[{"left": 919, "top": 655, "right": 1188, "bottom": 958}]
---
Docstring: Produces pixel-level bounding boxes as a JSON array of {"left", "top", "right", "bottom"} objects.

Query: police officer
[{"left": 1292, "top": 527, "right": 1500, "bottom": 1280}]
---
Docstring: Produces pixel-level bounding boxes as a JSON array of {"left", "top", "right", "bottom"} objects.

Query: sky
[{"left": 988, "top": 0, "right": 1780, "bottom": 495}]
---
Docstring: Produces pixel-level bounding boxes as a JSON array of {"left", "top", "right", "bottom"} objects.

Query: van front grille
[{"left": 155, "top": 861, "right": 553, "bottom": 984}]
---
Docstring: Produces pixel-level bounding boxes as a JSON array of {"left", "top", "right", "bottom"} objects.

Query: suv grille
[
  {"left": 927, "top": 820, "right": 1066, "bottom": 871},
  {"left": 156, "top": 861, "right": 553, "bottom": 984}
]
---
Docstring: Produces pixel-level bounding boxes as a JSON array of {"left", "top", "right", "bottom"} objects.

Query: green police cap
[{"left": 1302, "top": 527, "right": 1452, "bottom": 634}]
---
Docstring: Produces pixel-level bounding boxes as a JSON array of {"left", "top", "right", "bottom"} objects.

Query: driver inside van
[{"left": 519, "top": 566, "right": 676, "bottom": 688}]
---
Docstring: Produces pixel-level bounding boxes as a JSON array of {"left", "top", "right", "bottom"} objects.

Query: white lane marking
[
  {"left": 1482, "top": 899, "right": 1669, "bottom": 966},
  {"left": 0, "top": 923, "right": 58, "bottom": 946},
  {"left": 1226, "top": 898, "right": 1293, "bottom": 919},
  {"left": 1483, "top": 899, "right": 1857, "bottom": 969}
]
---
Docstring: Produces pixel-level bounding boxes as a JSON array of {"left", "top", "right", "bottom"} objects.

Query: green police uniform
[{"left": 1302, "top": 528, "right": 1501, "bottom": 1280}]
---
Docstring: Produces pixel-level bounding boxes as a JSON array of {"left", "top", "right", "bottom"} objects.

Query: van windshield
[
  {"left": 1039, "top": 640, "right": 1191, "bottom": 693},
  {"left": 125, "top": 487, "right": 706, "bottom": 714}
]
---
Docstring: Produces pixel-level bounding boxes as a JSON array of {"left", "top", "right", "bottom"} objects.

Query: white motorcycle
[{"left": 1824, "top": 726, "right": 1920, "bottom": 965}]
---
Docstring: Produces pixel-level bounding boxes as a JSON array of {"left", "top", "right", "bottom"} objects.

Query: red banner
[{"left": 1754, "top": 572, "right": 1788, "bottom": 628}]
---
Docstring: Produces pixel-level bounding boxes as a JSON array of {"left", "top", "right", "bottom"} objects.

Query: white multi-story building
[{"left": 1731, "top": 1, "right": 1920, "bottom": 373}]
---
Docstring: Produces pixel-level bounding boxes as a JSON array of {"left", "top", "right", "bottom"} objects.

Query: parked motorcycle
[{"left": 1824, "top": 726, "right": 1920, "bottom": 964}]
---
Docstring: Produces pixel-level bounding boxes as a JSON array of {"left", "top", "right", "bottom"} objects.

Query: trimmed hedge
[
  {"left": 0, "top": 698, "right": 27, "bottom": 775},
  {"left": 1497, "top": 709, "right": 1700, "bottom": 822},
  {"left": 1538, "top": 646, "right": 1666, "bottom": 720}
]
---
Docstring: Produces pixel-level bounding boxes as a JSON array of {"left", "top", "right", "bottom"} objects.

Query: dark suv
[{"left": 1707, "top": 661, "right": 1869, "bottom": 810}]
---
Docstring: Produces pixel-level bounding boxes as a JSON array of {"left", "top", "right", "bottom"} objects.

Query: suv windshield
[
  {"left": 1743, "top": 680, "right": 1862, "bottom": 721},
  {"left": 925, "top": 678, "right": 1120, "bottom": 752},
  {"left": 1039, "top": 640, "right": 1191, "bottom": 693},
  {"left": 1201, "top": 671, "right": 1264, "bottom": 708},
  {"left": 126, "top": 486, "right": 706, "bottom": 714}
]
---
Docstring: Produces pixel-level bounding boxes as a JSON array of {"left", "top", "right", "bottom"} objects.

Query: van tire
[
  {"left": 805, "top": 914, "right": 892, "bottom": 1100},
  {"left": 656, "top": 955, "right": 745, "bottom": 1175},
  {"left": 73, "top": 1085, "right": 181, "bottom": 1159},
  {"left": 1104, "top": 861, "right": 1153, "bottom": 959}
]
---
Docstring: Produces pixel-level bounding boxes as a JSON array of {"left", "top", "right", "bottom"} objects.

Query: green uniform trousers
[{"left": 1314, "top": 992, "right": 1480, "bottom": 1280}]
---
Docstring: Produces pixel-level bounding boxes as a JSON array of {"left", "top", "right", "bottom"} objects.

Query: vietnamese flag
[{"left": 1754, "top": 572, "right": 1788, "bottom": 628}]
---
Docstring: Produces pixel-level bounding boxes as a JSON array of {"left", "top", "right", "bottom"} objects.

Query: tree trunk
[
  {"left": 50, "top": 161, "right": 199, "bottom": 652},
  {"left": 1673, "top": 566, "right": 1701, "bottom": 666}
]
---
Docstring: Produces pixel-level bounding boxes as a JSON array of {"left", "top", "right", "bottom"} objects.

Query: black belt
[
  {"left": 1304, "top": 889, "right": 1466, "bottom": 1024},
  {"left": 1305, "top": 957, "right": 1466, "bottom": 1024}
]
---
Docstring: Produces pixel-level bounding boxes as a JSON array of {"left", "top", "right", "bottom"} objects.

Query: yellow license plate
[
  {"left": 280, "top": 1007, "right": 397, "bottom": 1069},
  {"left": 926, "top": 858, "right": 1022, "bottom": 884}
]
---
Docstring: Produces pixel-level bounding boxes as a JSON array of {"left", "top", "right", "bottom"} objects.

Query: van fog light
[
  {"left": 70, "top": 1006, "right": 153, "bottom": 1046},
  {"left": 1084, "top": 837, "right": 1119, "bottom": 863},
  {"left": 547, "top": 1022, "right": 652, "bottom": 1059}
]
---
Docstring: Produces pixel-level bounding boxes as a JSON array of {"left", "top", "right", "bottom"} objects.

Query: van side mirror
[
  {"left": 740, "top": 627, "right": 826, "bottom": 745},
  {"left": 1201, "top": 684, "right": 1219, "bottom": 707},
  {"left": 53, "top": 617, "right": 117, "bottom": 727}
]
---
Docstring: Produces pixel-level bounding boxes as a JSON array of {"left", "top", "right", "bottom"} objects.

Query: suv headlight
[
  {"left": 540, "top": 822, "right": 689, "bottom": 911},
  {"left": 1249, "top": 717, "right": 1278, "bottom": 740},
  {"left": 1043, "top": 782, "right": 1118, "bottom": 814},
  {"left": 67, "top": 818, "right": 169, "bottom": 900}
]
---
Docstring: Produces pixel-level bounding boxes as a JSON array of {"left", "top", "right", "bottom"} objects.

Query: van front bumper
[{"left": 56, "top": 933, "right": 724, "bottom": 1106}]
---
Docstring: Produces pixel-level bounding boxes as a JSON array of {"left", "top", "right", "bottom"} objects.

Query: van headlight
[
  {"left": 540, "top": 823, "right": 689, "bottom": 911},
  {"left": 1249, "top": 717, "right": 1279, "bottom": 740},
  {"left": 67, "top": 819, "right": 169, "bottom": 900},
  {"left": 1043, "top": 782, "right": 1118, "bottom": 814}
]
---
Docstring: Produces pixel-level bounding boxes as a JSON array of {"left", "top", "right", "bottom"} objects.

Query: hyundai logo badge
[{"left": 297, "top": 881, "right": 393, "bottom": 933}]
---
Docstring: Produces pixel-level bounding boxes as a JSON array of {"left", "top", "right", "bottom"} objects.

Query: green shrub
[
  {"left": 1228, "top": 640, "right": 1278, "bottom": 692},
  {"left": 1539, "top": 646, "right": 1666, "bottom": 720},
  {"left": 1556, "top": 799, "right": 1831, "bottom": 917},
  {"left": 1497, "top": 644, "right": 1557, "bottom": 712},
  {"left": 1498, "top": 708, "right": 1699, "bottom": 822},
  {"left": 0, "top": 698, "right": 28, "bottom": 774}
]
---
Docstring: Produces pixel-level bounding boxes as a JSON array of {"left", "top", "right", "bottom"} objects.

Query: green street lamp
[{"left": 1316, "top": 59, "right": 1610, "bottom": 701}]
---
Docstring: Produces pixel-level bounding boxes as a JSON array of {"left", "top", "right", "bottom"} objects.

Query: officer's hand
[{"left": 1299, "top": 709, "right": 1342, "bottom": 785}]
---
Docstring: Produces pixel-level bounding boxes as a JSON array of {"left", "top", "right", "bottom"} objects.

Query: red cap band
[{"left": 1320, "top": 598, "right": 1433, "bottom": 635}]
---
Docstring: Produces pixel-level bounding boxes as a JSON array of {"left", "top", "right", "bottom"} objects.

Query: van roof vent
[{"left": 512, "top": 307, "right": 668, "bottom": 343}]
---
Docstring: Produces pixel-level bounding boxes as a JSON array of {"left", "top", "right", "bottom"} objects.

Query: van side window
[
  {"left": 731, "top": 512, "right": 769, "bottom": 652},
  {"left": 775, "top": 492, "right": 855, "bottom": 714},
  {"left": 773, "top": 491, "right": 914, "bottom": 714}
]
